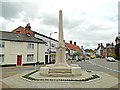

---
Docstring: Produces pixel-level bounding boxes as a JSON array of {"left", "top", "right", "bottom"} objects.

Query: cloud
[
  {"left": 40, "top": 13, "right": 58, "bottom": 28},
  {"left": 2, "top": 2, "right": 21, "bottom": 20},
  {"left": 1, "top": 0, "right": 119, "bottom": 49}
]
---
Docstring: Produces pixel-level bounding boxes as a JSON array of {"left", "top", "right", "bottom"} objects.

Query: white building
[
  {"left": 33, "top": 31, "right": 58, "bottom": 64},
  {"left": 0, "top": 31, "right": 45, "bottom": 66},
  {"left": 12, "top": 23, "right": 58, "bottom": 64}
]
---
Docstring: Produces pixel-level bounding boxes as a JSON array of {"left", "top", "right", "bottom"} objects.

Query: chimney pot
[
  {"left": 70, "top": 41, "right": 72, "bottom": 44},
  {"left": 106, "top": 43, "right": 110, "bottom": 47},
  {"left": 74, "top": 42, "right": 76, "bottom": 45},
  {"left": 111, "top": 42, "right": 114, "bottom": 46},
  {"left": 98, "top": 44, "right": 100, "bottom": 46},
  {"left": 81, "top": 45, "right": 83, "bottom": 49},
  {"left": 25, "top": 23, "right": 31, "bottom": 30}
]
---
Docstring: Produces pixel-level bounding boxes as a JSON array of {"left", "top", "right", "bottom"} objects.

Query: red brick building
[
  {"left": 96, "top": 43, "right": 115, "bottom": 58},
  {"left": 65, "top": 41, "right": 85, "bottom": 60},
  {"left": 96, "top": 43, "right": 105, "bottom": 57},
  {"left": 105, "top": 43, "right": 115, "bottom": 57}
]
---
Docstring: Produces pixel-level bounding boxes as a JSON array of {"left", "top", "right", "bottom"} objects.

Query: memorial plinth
[{"left": 39, "top": 10, "right": 82, "bottom": 77}]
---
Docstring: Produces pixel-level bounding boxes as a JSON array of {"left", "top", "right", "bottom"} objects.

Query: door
[
  {"left": 17, "top": 55, "right": 22, "bottom": 66},
  {"left": 45, "top": 55, "right": 48, "bottom": 64}
]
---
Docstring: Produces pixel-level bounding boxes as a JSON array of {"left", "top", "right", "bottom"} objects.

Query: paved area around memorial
[{"left": 2, "top": 70, "right": 118, "bottom": 88}]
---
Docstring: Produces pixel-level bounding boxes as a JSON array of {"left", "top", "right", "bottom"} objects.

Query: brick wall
[{"left": 12, "top": 26, "right": 34, "bottom": 36}]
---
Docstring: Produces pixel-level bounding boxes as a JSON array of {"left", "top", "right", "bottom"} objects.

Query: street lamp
[{"left": 49, "top": 32, "right": 57, "bottom": 63}]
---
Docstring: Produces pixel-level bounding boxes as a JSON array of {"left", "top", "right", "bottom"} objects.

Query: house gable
[{"left": 12, "top": 24, "right": 34, "bottom": 36}]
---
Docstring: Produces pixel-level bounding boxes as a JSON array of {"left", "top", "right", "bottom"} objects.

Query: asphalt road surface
[
  {"left": 1, "top": 58, "right": 120, "bottom": 74},
  {"left": 72, "top": 58, "right": 119, "bottom": 74}
]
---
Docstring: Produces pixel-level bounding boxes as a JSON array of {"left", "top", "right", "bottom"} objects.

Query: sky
[{"left": 0, "top": 0, "right": 119, "bottom": 49}]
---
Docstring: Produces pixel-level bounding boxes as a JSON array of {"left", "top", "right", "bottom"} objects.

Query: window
[
  {"left": 27, "top": 43, "right": 34, "bottom": 49},
  {"left": 0, "top": 41, "right": 5, "bottom": 48},
  {"left": 27, "top": 54, "right": 34, "bottom": 61},
  {"left": 45, "top": 43, "right": 48, "bottom": 46},
  {"left": 109, "top": 49, "right": 111, "bottom": 52},
  {"left": 16, "top": 30, "right": 20, "bottom": 32},
  {"left": 52, "top": 43, "right": 55, "bottom": 47},
  {"left": 0, "top": 54, "right": 4, "bottom": 62}
]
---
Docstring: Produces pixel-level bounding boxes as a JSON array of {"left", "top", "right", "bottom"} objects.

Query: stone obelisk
[{"left": 54, "top": 10, "right": 69, "bottom": 67}]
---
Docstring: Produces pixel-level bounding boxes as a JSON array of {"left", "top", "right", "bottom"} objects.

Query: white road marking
[{"left": 89, "top": 61, "right": 120, "bottom": 73}]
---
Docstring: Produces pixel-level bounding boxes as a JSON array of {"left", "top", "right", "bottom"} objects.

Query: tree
[
  {"left": 115, "top": 43, "right": 120, "bottom": 59},
  {"left": 72, "top": 50, "right": 82, "bottom": 59},
  {"left": 85, "top": 49, "right": 93, "bottom": 52}
]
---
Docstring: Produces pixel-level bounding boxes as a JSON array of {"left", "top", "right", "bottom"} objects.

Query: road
[
  {"left": 72, "top": 58, "right": 120, "bottom": 88},
  {"left": 72, "top": 58, "right": 119, "bottom": 74},
  {"left": 1, "top": 58, "right": 119, "bottom": 74}
]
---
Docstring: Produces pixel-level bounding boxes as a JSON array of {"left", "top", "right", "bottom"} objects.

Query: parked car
[
  {"left": 76, "top": 58, "right": 82, "bottom": 62},
  {"left": 96, "top": 54, "right": 101, "bottom": 58},
  {"left": 90, "top": 55, "right": 95, "bottom": 59},
  {"left": 106, "top": 57, "right": 115, "bottom": 62},
  {"left": 86, "top": 56, "right": 90, "bottom": 60}
]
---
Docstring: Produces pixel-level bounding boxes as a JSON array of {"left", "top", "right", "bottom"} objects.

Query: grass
[
  {"left": 86, "top": 70, "right": 92, "bottom": 72},
  {"left": 22, "top": 70, "right": 100, "bottom": 82}
]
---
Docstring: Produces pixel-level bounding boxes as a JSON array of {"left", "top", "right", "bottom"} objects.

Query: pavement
[
  {"left": 2, "top": 70, "right": 119, "bottom": 88},
  {"left": 1, "top": 59, "right": 119, "bottom": 89}
]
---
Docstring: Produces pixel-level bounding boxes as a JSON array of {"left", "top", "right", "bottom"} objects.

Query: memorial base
[{"left": 40, "top": 66, "right": 82, "bottom": 77}]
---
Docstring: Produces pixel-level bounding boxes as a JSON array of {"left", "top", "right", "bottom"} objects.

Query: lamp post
[{"left": 49, "top": 32, "right": 57, "bottom": 63}]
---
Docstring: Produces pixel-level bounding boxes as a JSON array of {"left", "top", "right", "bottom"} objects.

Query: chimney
[
  {"left": 106, "top": 43, "right": 110, "bottom": 47},
  {"left": 70, "top": 41, "right": 72, "bottom": 44},
  {"left": 81, "top": 45, "right": 83, "bottom": 49},
  {"left": 111, "top": 42, "right": 114, "bottom": 46},
  {"left": 98, "top": 44, "right": 100, "bottom": 47},
  {"left": 25, "top": 23, "right": 31, "bottom": 31},
  {"left": 25, "top": 23, "right": 32, "bottom": 36},
  {"left": 74, "top": 42, "right": 76, "bottom": 45}
]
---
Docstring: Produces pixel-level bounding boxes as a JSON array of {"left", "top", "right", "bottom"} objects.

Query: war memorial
[
  {"left": 2, "top": 10, "right": 118, "bottom": 89},
  {"left": 22, "top": 10, "right": 100, "bottom": 81}
]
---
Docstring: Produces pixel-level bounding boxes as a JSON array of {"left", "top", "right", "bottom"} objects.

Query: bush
[
  {"left": 96, "top": 54, "right": 101, "bottom": 58},
  {"left": 111, "top": 54, "right": 116, "bottom": 58},
  {"left": 22, "top": 70, "right": 100, "bottom": 82},
  {"left": 86, "top": 70, "right": 92, "bottom": 72}
]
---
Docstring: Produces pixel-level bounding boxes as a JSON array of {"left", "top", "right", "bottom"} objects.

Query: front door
[
  {"left": 17, "top": 55, "right": 22, "bottom": 66},
  {"left": 45, "top": 55, "right": 48, "bottom": 64}
]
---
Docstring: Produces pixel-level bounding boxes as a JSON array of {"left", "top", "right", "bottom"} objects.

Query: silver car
[
  {"left": 86, "top": 56, "right": 90, "bottom": 60},
  {"left": 106, "top": 57, "right": 115, "bottom": 62}
]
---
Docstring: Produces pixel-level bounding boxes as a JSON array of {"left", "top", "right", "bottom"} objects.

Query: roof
[
  {"left": 115, "top": 36, "right": 120, "bottom": 41},
  {"left": 65, "top": 42, "right": 81, "bottom": 51},
  {"left": 96, "top": 44, "right": 105, "bottom": 50},
  {"left": 12, "top": 25, "right": 58, "bottom": 42},
  {"left": 32, "top": 31, "right": 58, "bottom": 42},
  {"left": 105, "top": 46, "right": 115, "bottom": 49},
  {"left": 12, "top": 26, "right": 25, "bottom": 32},
  {"left": 96, "top": 46, "right": 100, "bottom": 50},
  {"left": 0, "top": 31, "right": 46, "bottom": 43}
]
